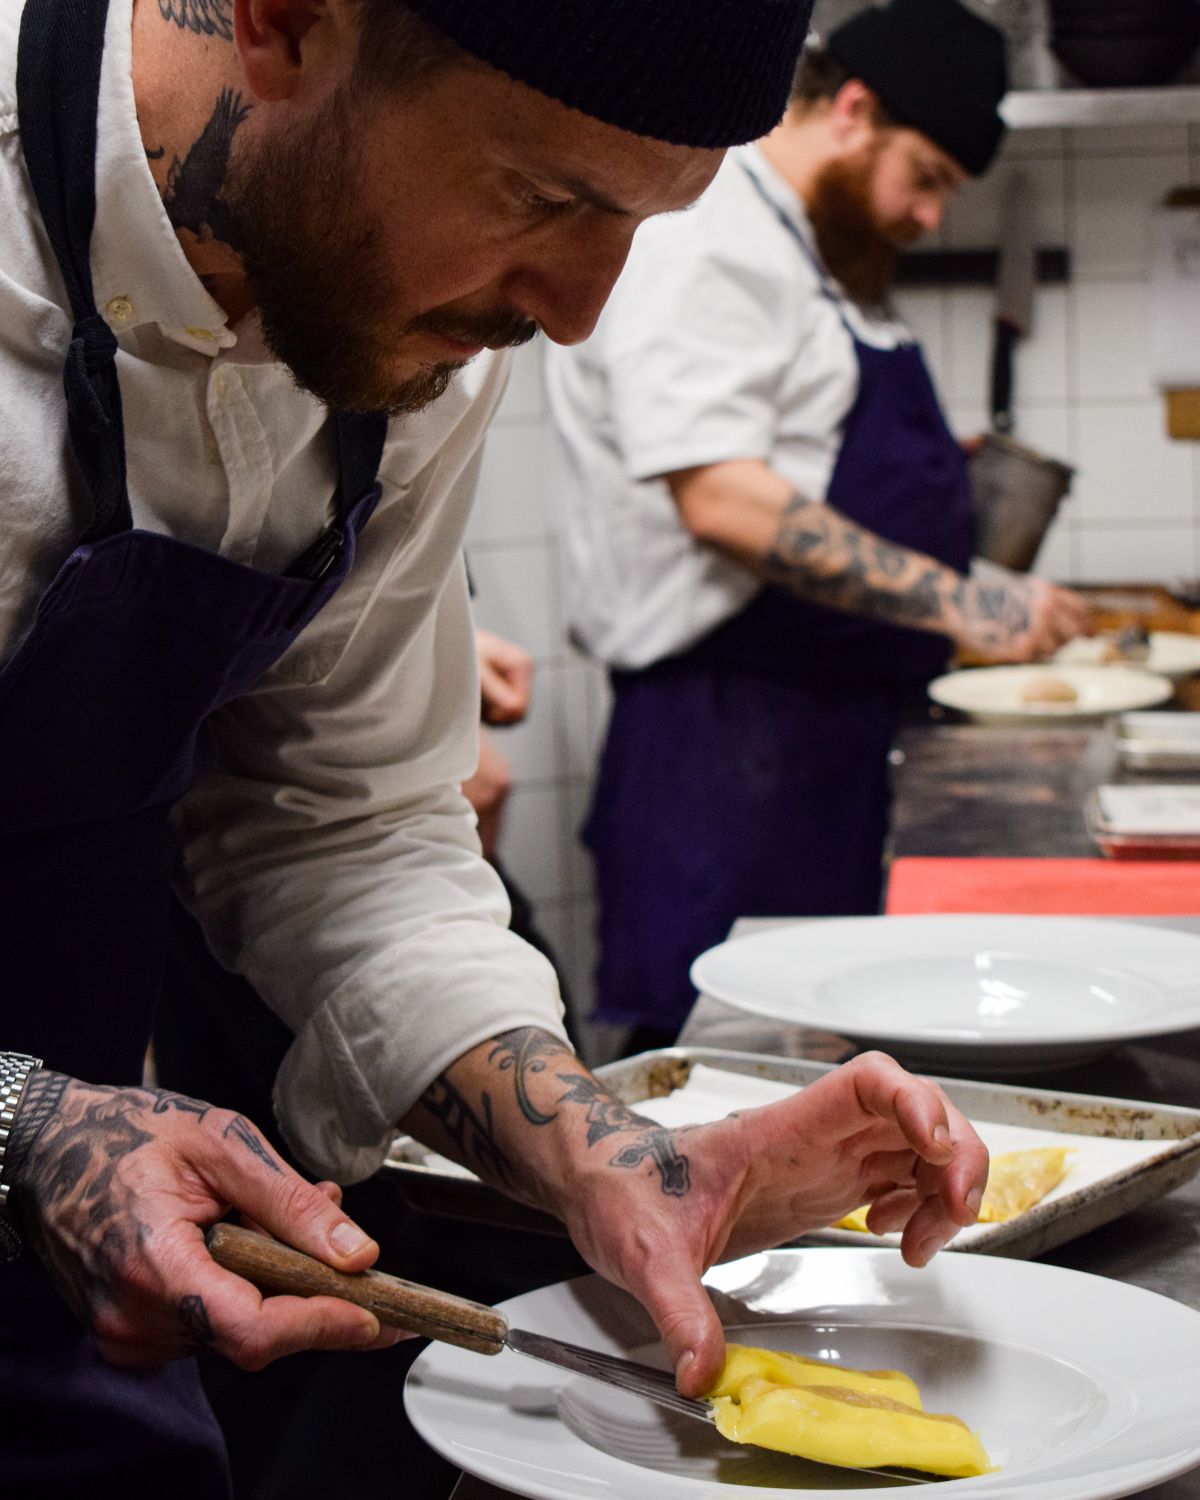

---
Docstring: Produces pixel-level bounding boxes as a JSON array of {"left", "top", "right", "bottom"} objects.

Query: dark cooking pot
[
  {"left": 1049, "top": 0, "right": 1200, "bottom": 84},
  {"left": 969, "top": 433, "right": 1074, "bottom": 574}
]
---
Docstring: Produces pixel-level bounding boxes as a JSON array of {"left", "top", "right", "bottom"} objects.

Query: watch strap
[{"left": 0, "top": 1051, "right": 44, "bottom": 1224}]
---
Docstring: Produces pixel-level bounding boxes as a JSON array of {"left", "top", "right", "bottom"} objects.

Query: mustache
[{"left": 407, "top": 306, "right": 540, "bottom": 351}]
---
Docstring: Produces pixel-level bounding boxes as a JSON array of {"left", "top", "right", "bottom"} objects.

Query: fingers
[
  {"left": 191, "top": 1112, "right": 380, "bottom": 1274},
  {"left": 476, "top": 630, "right": 534, "bottom": 724}
]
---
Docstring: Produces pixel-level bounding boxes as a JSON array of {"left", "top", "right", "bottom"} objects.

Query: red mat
[{"left": 886, "top": 857, "right": 1200, "bottom": 916}]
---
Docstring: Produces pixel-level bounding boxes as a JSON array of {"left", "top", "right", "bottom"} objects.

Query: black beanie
[
  {"left": 827, "top": 0, "right": 1008, "bottom": 175},
  {"left": 399, "top": 0, "right": 814, "bottom": 149}
]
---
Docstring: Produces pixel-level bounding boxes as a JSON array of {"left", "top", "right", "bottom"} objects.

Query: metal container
[{"left": 969, "top": 431, "right": 1075, "bottom": 572}]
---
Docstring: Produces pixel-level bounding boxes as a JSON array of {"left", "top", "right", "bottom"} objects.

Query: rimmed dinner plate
[
  {"left": 927, "top": 664, "right": 1172, "bottom": 725},
  {"left": 405, "top": 1248, "right": 1200, "bottom": 1499},
  {"left": 688, "top": 915, "right": 1200, "bottom": 1073}
]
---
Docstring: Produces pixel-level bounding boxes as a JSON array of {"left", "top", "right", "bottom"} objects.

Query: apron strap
[
  {"left": 332, "top": 410, "right": 388, "bottom": 520},
  {"left": 18, "top": 0, "right": 131, "bottom": 541}
]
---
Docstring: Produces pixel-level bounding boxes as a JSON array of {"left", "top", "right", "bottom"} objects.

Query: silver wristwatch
[{"left": 0, "top": 1052, "right": 43, "bottom": 1261}]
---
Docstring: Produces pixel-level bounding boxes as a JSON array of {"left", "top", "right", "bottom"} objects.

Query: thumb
[{"left": 626, "top": 1250, "right": 726, "bottom": 1399}]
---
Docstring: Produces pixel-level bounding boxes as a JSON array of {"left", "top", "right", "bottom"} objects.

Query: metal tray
[
  {"left": 1113, "top": 711, "right": 1200, "bottom": 774},
  {"left": 381, "top": 1047, "right": 1200, "bottom": 1260}
]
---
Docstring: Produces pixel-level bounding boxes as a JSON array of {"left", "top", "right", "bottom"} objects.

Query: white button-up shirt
[
  {"left": 544, "top": 145, "right": 912, "bottom": 671},
  {"left": 0, "top": 0, "right": 566, "bottom": 1181}
]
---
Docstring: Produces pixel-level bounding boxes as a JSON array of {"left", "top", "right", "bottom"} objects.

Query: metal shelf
[{"left": 1002, "top": 86, "right": 1200, "bottom": 129}]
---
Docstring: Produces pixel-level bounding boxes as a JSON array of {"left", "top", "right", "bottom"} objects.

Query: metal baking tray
[{"left": 381, "top": 1047, "right": 1200, "bottom": 1260}]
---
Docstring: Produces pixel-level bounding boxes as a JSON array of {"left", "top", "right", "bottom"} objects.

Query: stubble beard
[{"left": 222, "top": 84, "right": 535, "bottom": 416}]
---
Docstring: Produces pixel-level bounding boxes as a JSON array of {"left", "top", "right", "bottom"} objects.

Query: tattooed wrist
[
  {"left": 951, "top": 574, "right": 1032, "bottom": 649},
  {"left": 415, "top": 1029, "right": 691, "bottom": 1200}
]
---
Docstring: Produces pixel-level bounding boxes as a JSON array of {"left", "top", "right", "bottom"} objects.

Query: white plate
[
  {"left": 1056, "top": 631, "right": 1200, "bottom": 680},
  {"left": 405, "top": 1248, "right": 1200, "bottom": 1499},
  {"left": 689, "top": 915, "right": 1200, "bottom": 1072},
  {"left": 928, "top": 664, "right": 1172, "bottom": 725}
]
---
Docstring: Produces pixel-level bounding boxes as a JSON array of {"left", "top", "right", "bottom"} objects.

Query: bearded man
[
  {"left": 545, "top": 0, "right": 1091, "bottom": 1050},
  {"left": 0, "top": 0, "right": 1002, "bottom": 1493}
]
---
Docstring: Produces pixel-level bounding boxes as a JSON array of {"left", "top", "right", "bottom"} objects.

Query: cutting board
[{"left": 886, "top": 856, "right": 1200, "bottom": 915}]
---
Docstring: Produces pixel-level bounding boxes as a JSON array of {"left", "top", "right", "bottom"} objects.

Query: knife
[
  {"left": 206, "top": 1223, "right": 930, "bottom": 1484},
  {"left": 990, "top": 169, "right": 1037, "bottom": 435}
]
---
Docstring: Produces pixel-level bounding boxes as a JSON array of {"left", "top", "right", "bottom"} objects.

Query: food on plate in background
[
  {"left": 1019, "top": 674, "right": 1079, "bottom": 704},
  {"left": 836, "top": 1145, "right": 1075, "bottom": 1232},
  {"left": 705, "top": 1342, "right": 995, "bottom": 1477},
  {"left": 976, "top": 1146, "right": 1074, "bottom": 1222}
]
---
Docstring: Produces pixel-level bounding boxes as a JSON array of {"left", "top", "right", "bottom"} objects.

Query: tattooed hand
[
  {"left": 949, "top": 569, "right": 1091, "bottom": 662},
  {"left": 6, "top": 1072, "right": 402, "bottom": 1369},
  {"left": 407, "top": 1033, "right": 986, "bottom": 1403}
]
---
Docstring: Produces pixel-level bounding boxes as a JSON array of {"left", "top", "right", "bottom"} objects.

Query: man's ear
[
  {"left": 235, "top": 0, "right": 349, "bottom": 102},
  {"left": 828, "top": 78, "right": 883, "bottom": 152}
]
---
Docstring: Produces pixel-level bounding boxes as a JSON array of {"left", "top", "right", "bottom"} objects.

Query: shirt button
[
  {"left": 186, "top": 326, "right": 216, "bottom": 342},
  {"left": 106, "top": 295, "right": 134, "bottom": 323}
]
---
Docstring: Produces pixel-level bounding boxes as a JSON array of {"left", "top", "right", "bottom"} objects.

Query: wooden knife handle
[{"left": 206, "top": 1222, "right": 508, "bottom": 1355}]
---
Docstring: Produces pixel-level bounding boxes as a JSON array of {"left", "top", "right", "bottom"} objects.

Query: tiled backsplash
[{"left": 468, "top": 121, "right": 1200, "bottom": 1048}]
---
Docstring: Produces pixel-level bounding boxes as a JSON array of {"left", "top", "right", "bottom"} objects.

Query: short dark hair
[
  {"left": 789, "top": 42, "right": 896, "bottom": 126},
  {"left": 353, "top": 1, "right": 470, "bottom": 94}
]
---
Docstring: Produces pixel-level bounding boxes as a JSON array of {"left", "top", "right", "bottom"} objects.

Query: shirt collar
[
  {"left": 91, "top": 0, "right": 237, "bottom": 357},
  {"left": 734, "top": 142, "right": 818, "bottom": 249}
]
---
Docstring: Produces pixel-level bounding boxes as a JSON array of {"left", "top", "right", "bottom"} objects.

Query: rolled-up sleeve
[{"left": 173, "top": 405, "right": 568, "bottom": 1184}]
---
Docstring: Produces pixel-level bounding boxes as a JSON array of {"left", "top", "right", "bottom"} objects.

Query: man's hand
[
  {"left": 475, "top": 629, "right": 534, "bottom": 726},
  {"left": 951, "top": 569, "right": 1091, "bottom": 662},
  {"left": 7, "top": 1072, "right": 403, "bottom": 1369},
  {"left": 406, "top": 1033, "right": 987, "bottom": 1401}
]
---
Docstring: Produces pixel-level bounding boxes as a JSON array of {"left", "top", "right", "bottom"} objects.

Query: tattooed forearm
[
  {"left": 179, "top": 1293, "right": 215, "bottom": 1346},
  {"left": 158, "top": 0, "right": 234, "bottom": 40},
  {"left": 222, "top": 1115, "right": 281, "bottom": 1173},
  {"left": 950, "top": 575, "right": 1032, "bottom": 643},
  {"left": 162, "top": 88, "right": 252, "bottom": 247},
  {"left": 487, "top": 1028, "right": 573, "bottom": 1126},
  {"left": 418, "top": 1075, "right": 515, "bottom": 1187},
  {"left": 764, "top": 492, "right": 953, "bottom": 630}
]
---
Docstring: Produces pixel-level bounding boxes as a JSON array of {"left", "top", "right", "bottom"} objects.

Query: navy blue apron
[
  {"left": 586, "top": 165, "right": 973, "bottom": 1033},
  {"left": 0, "top": 0, "right": 386, "bottom": 1488}
]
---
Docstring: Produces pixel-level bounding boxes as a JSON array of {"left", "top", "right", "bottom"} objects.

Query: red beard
[{"left": 806, "top": 147, "right": 918, "bottom": 306}]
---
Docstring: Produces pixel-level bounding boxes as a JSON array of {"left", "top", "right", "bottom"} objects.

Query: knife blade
[
  {"left": 206, "top": 1223, "right": 931, "bottom": 1484},
  {"left": 990, "top": 169, "right": 1037, "bottom": 434}
]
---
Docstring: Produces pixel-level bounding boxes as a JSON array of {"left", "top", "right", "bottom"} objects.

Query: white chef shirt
[
  {"left": 544, "top": 143, "right": 912, "bottom": 672},
  {"left": 0, "top": 0, "right": 566, "bottom": 1182}
]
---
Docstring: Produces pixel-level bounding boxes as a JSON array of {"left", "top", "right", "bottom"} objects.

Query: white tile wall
[{"left": 468, "top": 120, "right": 1200, "bottom": 1053}]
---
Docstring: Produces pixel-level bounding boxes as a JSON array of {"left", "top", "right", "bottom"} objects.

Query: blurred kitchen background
[{"left": 465, "top": 0, "right": 1200, "bottom": 1048}]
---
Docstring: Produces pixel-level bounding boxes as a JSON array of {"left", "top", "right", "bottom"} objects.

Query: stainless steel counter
[{"left": 451, "top": 913, "right": 1200, "bottom": 1500}]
